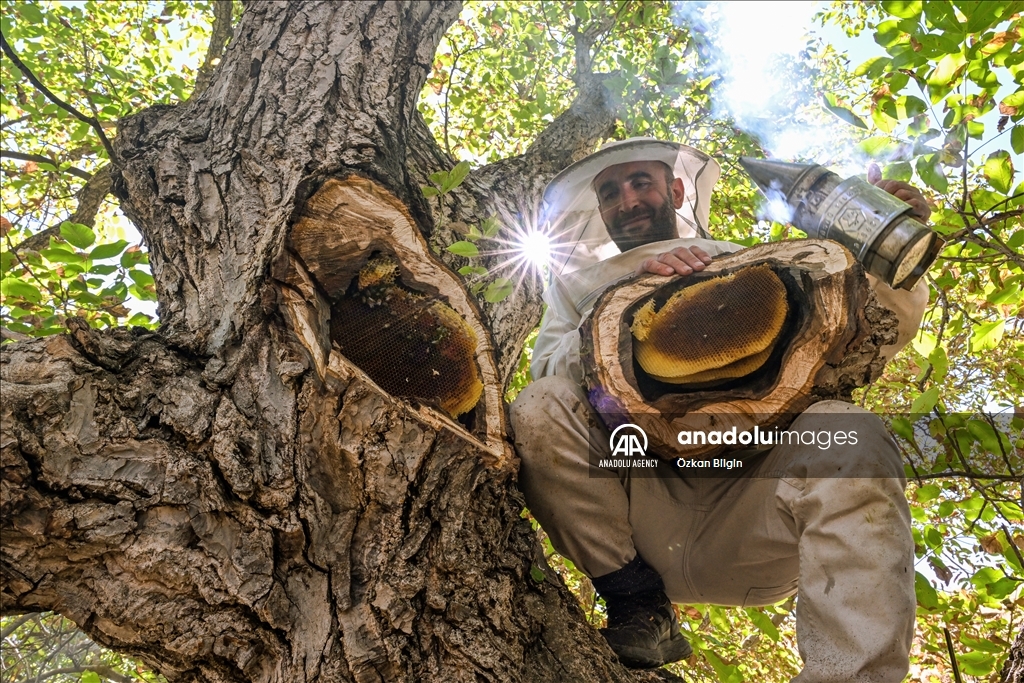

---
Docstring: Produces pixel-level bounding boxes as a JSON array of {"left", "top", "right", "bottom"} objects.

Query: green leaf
[
  {"left": 89, "top": 264, "right": 119, "bottom": 276},
  {"left": 914, "top": 571, "right": 940, "bottom": 609},
  {"left": 854, "top": 56, "right": 892, "bottom": 79},
  {"left": 910, "top": 387, "right": 939, "bottom": 414},
  {"left": 421, "top": 186, "right": 439, "bottom": 198},
  {"left": 530, "top": 565, "right": 545, "bottom": 582},
  {"left": 924, "top": 1, "right": 963, "bottom": 32},
  {"left": 120, "top": 249, "right": 148, "bottom": 268},
  {"left": 891, "top": 416, "right": 916, "bottom": 441},
  {"left": 81, "top": 672, "right": 101, "bottom": 683},
  {"left": 704, "top": 650, "right": 743, "bottom": 683},
  {"left": 988, "top": 282, "right": 1020, "bottom": 305},
  {"left": 89, "top": 240, "right": 129, "bottom": 260},
  {"left": 961, "top": 0, "right": 1017, "bottom": 34},
  {"left": 129, "top": 269, "right": 155, "bottom": 287},
  {"left": 480, "top": 216, "right": 500, "bottom": 238},
  {"left": 447, "top": 241, "right": 479, "bottom": 257},
  {"left": 1012, "top": 125, "right": 1024, "bottom": 155},
  {"left": 871, "top": 104, "right": 899, "bottom": 133},
  {"left": 442, "top": 160, "right": 471, "bottom": 192},
  {"left": 928, "top": 346, "right": 948, "bottom": 382},
  {"left": 882, "top": 0, "right": 923, "bottom": 19},
  {"left": 983, "top": 150, "right": 1014, "bottom": 194},
  {"left": 745, "top": 608, "right": 780, "bottom": 642},
  {"left": 970, "top": 319, "right": 1004, "bottom": 351},
  {"left": 822, "top": 95, "right": 868, "bottom": 129},
  {"left": 483, "top": 277, "right": 513, "bottom": 303},
  {"left": 458, "top": 265, "right": 488, "bottom": 277},
  {"left": 59, "top": 221, "right": 96, "bottom": 249},
  {"left": 928, "top": 53, "right": 966, "bottom": 87},
  {"left": 859, "top": 136, "right": 898, "bottom": 158},
  {"left": 128, "top": 312, "right": 153, "bottom": 326},
  {"left": 1, "top": 277, "right": 44, "bottom": 303},
  {"left": 41, "top": 248, "right": 86, "bottom": 264},
  {"left": 999, "top": 90, "right": 1024, "bottom": 109},
  {"left": 19, "top": 3, "right": 44, "bottom": 23},
  {"left": 960, "top": 651, "right": 996, "bottom": 676},
  {"left": 895, "top": 95, "right": 927, "bottom": 119},
  {"left": 883, "top": 161, "right": 913, "bottom": 182},
  {"left": 916, "top": 155, "right": 948, "bottom": 192},
  {"left": 967, "top": 419, "right": 1011, "bottom": 455},
  {"left": 874, "top": 19, "right": 904, "bottom": 47},
  {"left": 915, "top": 484, "right": 940, "bottom": 503}
]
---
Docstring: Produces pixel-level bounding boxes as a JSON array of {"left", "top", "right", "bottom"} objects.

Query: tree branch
[
  {"left": 35, "top": 665, "right": 135, "bottom": 683},
  {"left": 191, "top": 0, "right": 235, "bottom": 99},
  {"left": 0, "top": 33, "right": 117, "bottom": 162},
  {"left": 1, "top": 150, "right": 93, "bottom": 180},
  {"left": 0, "top": 613, "right": 34, "bottom": 640},
  {"left": 10, "top": 164, "right": 112, "bottom": 254}
]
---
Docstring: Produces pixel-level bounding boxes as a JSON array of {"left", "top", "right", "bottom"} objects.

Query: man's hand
[
  {"left": 868, "top": 163, "right": 931, "bottom": 223},
  {"left": 635, "top": 246, "right": 713, "bottom": 276}
]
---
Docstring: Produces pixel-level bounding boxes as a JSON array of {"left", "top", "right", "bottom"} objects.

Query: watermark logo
[{"left": 609, "top": 424, "right": 648, "bottom": 458}]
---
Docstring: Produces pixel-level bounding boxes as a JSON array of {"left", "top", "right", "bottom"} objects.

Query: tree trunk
[
  {"left": 1003, "top": 628, "right": 1024, "bottom": 683},
  {"left": 0, "top": 2, "right": 677, "bottom": 681}
]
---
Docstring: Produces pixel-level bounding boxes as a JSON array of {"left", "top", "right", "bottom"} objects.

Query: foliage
[
  {"left": 1, "top": 0, "right": 222, "bottom": 338},
  {"left": 0, "top": 612, "right": 166, "bottom": 682},
  {"left": 0, "top": 1, "right": 1021, "bottom": 682}
]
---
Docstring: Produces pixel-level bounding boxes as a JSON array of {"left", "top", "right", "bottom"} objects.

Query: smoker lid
[{"left": 541, "top": 138, "right": 721, "bottom": 275}]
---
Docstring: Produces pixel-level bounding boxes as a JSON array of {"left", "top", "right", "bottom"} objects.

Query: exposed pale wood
[
  {"left": 580, "top": 240, "right": 897, "bottom": 457},
  {"left": 282, "top": 176, "right": 507, "bottom": 457}
]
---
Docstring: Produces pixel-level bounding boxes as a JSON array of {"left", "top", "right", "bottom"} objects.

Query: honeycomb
[
  {"left": 330, "top": 255, "right": 483, "bottom": 417},
  {"left": 631, "top": 265, "right": 789, "bottom": 385}
]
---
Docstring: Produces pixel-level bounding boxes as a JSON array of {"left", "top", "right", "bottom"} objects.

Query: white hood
[{"left": 541, "top": 138, "right": 721, "bottom": 275}]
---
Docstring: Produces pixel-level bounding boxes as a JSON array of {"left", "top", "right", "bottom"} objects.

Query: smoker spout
[{"left": 738, "top": 157, "right": 819, "bottom": 200}]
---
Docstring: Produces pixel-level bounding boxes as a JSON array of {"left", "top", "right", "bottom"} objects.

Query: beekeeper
[{"left": 510, "top": 137, "right": 930, "bottom": 677}]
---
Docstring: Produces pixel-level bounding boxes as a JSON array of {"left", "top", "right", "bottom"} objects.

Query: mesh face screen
[
  {"left": 631, "top": 265, "right": 789, "bottom": 384},
  {"left": 330, "top": 256, "right": 483, "bottom": 417}
]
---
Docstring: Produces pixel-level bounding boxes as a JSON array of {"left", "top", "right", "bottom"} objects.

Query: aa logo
[{"left": 609, "top": 424, "right": 648, "bottom": 458}]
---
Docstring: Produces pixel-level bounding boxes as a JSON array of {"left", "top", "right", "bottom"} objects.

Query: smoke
[
  {"left": 671, "top": 1, "right": 863, "bottom": 174},
  {"left": 764, "top": 183, "right": 795, "bottom": 224}
]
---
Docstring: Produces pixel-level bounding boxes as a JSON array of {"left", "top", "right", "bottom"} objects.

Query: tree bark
[
  {"left": 0, "top": 1, "right": 676, "bottom": 682},
  {"left": 1003, "top": 628, "right": 1024, "bottom": 683}
]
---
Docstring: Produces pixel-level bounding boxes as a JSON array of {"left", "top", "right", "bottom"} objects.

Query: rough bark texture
[
  {"left": 580, "top": 240, "right": 899, "bottom": 457},
  {"left": 0, "top": 1, "right": 677, "bottom": 682},
  {"left": 1003, "top": 628, "right": 1024, "bottom": 683}
]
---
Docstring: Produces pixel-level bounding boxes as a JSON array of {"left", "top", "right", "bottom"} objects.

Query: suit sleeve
[{"left": 530, "top": 277, "right": 585, "bottom": 383}]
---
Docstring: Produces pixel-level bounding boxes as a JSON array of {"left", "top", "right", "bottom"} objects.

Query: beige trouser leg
[{"left": 510, "top": 375, "right": 915, "bottom": 683}]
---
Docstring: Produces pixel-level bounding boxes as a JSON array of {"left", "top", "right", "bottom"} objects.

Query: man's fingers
[
  {"left": 636, "top": 247, "right": 713, "bottom": 276},
  {"left": 658, "top": 253, "right": 695, "bottom": 275},
  {"left": 689, "top": 245, "right": 714, "bottom": 264},
  {"left": 636, "top": 258, "right": 675, "bottom": 276},
  {"left": 665, "top": 247, "right": 708, "bottom": 271}
]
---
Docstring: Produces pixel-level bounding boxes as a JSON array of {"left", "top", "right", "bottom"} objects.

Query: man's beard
[{"left": 609, "top": 198, "right": 679, "bottom": 251}]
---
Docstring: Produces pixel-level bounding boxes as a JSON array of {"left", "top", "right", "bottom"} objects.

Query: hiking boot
[{"left": 591, "top": 554, "right": 693, "bottom": 669}]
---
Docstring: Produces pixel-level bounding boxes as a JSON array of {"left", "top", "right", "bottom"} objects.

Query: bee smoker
[{"left": 739, "top": 157, "right": 944, "bottom": 290}]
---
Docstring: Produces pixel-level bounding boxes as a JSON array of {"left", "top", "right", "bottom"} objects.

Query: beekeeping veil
[{"left": 542, "top": 138, "right": 720, "bottom": 275}]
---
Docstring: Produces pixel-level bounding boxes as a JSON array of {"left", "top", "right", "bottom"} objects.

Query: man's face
[{"left": 593, "top": 160, "right": 686, "bottom": 251}]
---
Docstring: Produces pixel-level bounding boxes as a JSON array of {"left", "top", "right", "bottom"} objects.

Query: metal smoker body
[{"left": 739, "top": 158, "right": 943, "bottom": 290}]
